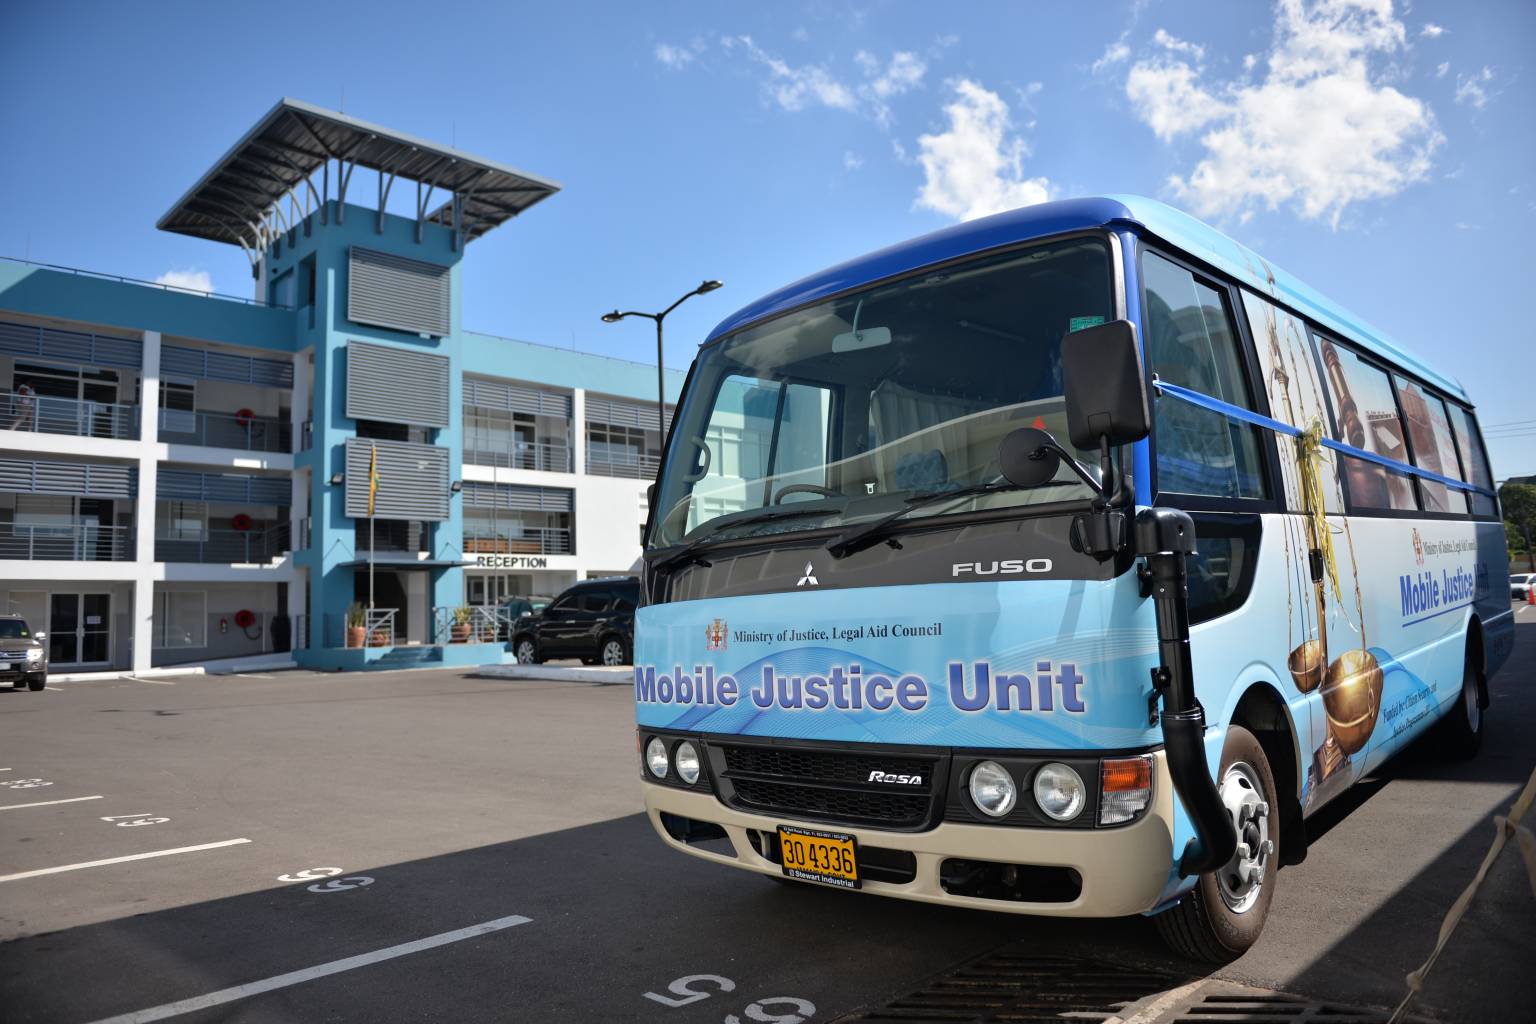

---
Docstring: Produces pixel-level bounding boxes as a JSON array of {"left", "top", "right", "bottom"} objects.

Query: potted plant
[
  {"left": 345, "top": 603, "right": 366, "bottom": 649},
  {"left": 451, "top": 606, "right": 473, "bottom": 644}
]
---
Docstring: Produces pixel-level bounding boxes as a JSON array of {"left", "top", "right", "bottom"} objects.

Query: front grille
[{"left": 715, "top": 743, "right": 941, "bottom": 830}]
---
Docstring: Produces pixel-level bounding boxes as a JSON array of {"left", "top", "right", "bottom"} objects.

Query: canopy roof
[{"left": 158, "top": 98, "right": 561, "bottom": 253}]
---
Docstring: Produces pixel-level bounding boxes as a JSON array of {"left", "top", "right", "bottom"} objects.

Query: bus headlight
[
  {"left": 644, "top": 737, "right": 669, "bottom": 779},
  {"left": 1099, "top": 755, "right": 1153, "bottom": 824},
  {"left": 674, "top": 741, "right": 701, "bottom": 785},
  {"left": 968, "top": 760, "right": 1017, "bottom": 817},
  {"left": 1034, "top": 763, "right": 1086, "bottom": 821}
]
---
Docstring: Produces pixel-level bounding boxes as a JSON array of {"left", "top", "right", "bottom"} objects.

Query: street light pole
[{"left": 602, "top": 280, "right": 722, "bottom": 462}]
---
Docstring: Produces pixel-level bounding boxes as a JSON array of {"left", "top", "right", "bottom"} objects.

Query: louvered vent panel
[
  {"left": 0, "top": 320, "right": 142, "bottom": 368},
  {"left": 345, "top": 340, "right": 450, "bottom": 428},
  {"left": 585, "top": 396, "right": 673, "bottom": 432},
  {"left": 0, "top": 458, "right": 135, "bottom": 498},
  {"left": 462, "top": 482, "right": 573, "bottom": 512},
  {"left": 344, "top": 438, "right": 450, "bottom": 521},
  {"left": 463, "top": 376, "right": 571, "bottom": 418},
  {"left": 160, "top": 345, "right": 293, "bottom": 387},
  {"left": 347, "top": 247, "right": 451, "bottom": 337}
]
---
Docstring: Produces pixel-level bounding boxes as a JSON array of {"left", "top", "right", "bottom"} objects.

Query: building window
[
  {"left": 157, "top": 500, "right": 208, "bottom": 541},
  {"left": 155, "top": 590, "right": 206, "bottom": 649}
]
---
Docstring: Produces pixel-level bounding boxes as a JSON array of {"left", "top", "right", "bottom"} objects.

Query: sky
[{"left": 2, "top": 0, "right": 1533, "bottom": 476}]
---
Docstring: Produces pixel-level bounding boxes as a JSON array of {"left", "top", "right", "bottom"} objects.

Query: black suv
[
  {"left": 512, "top": 578, "right": 637, "bottom": 666},
  {"left": 0, "top": 614, "right": 48, "bottom": 691}
]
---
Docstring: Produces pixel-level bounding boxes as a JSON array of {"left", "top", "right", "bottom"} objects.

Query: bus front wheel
[{"left": 1155, "top": 724, "right": 1279, "bottom": 963}]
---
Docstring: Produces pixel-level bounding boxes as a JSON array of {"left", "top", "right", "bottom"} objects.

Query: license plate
[
  {"left": 0, "top": 663, "right": 9, "bottom": 671},
  {"left": 777, "top": 825, "right": 859, "bottom": 889}
]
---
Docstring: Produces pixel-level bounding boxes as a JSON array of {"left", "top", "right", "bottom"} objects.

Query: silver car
[
  {"left": 1513, "top": 573, "right": 1536, "bottom": 602},
  {"left": 0, "top": 614, "right": 48, "bottom": 691}
]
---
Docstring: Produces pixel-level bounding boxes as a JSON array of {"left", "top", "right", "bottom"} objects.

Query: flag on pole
[{"left": 367, "top": 443, "right": 380, "bottom": 517}]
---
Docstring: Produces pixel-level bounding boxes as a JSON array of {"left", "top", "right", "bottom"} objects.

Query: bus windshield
[{"left": 650, "top": 235, "right": 1116, "bottom": 548}]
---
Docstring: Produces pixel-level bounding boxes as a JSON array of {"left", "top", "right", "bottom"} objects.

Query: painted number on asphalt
[
  {"left": 644, "top": 976, "right": 814, "bottom": 1023},
  {"left": 1, "top": 779, "right": 52, "bottom": 789},
  {"left": 100, "top": 814, "right": 170, "bottom": 827},
  {"left": 277, "top": 867, "right": 344, "bottom": 882},
  {"left": 307, "top": 876, "right": 374, "bottom": 893},
  {"left": 725, "top": 998, "right": 816, "bottom": 1024},
  {"left": 644, "top": 975, "right": 736, "bottom": 1007}
]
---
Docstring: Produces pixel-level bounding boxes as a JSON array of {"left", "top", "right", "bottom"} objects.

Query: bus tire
[
  {"left": 1433, "top": 654, "right": 1483, "bottom": 760},
  {"left": 1154, "top": 725, "right": 1278, "bottom": 963}
]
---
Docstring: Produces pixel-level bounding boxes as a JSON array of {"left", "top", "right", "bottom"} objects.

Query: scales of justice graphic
[{"left": 1260, "top": 309, "right": 1385, "bottom": 809}]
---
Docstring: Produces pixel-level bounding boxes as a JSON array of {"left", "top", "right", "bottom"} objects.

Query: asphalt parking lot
[{"left": 2, "top": 607, "right": 1533, "bottom": 1024}]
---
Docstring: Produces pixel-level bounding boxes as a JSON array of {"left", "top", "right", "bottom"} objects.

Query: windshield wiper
[
  {"left": 649, "top": 505, "right": 838, "bottom": 575},
  {"left": 825, "top": 483, "right": 1025, "bottom": 559}
]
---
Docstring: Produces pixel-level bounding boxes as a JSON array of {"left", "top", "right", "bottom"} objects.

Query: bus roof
[{"left": 704, "top": 195, "right": 1465, "bottom": 402}]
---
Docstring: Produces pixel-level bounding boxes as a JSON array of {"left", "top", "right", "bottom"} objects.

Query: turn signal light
[{"left": 1099, "top": 755, "right": 1153, "bottom": 825}]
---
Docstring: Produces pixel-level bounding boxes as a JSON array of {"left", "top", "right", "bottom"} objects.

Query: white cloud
[
  {"left": 1092, "top": 40, "right": 1131, "bottom": 73},
  {"left": 722, "top": 37, "right": 925, "bottom": 126},
  {"left": 654, "top": 42, "right": 696, "bottom": 69},
  {"left": 1420, "top": 23, "right": 1445, "bottom": 38},
  {"left": 1152, "top": 28, "right": 1205, "bottom": 60},
  {"left": 155, "top": 268, "right": 214, "bottom": 294},
  {"left": 1121, "top": 0, "right": 1443, "bottom": 228},
  {"left": 843, "top": 151, "right": 864, "bottom": 171},
  {"left": 915, "top": 79, "right": 1052, "bottom": 222},
  {"left": 1454, "top": 65, "right": 1495, "bottom": 108},
  {"left": 1435, "top": 61, "right": 1449, "bottom": 78}
]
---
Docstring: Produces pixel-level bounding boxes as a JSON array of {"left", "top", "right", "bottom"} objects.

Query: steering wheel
[{"left": 773, "top": 483, "right": 840, "bottom": 504}]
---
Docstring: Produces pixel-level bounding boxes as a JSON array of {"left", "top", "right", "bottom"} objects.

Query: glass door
[
  {"left": 46, "top": 593, "right": 112, "bottom": 666},
  {"left": 81, "top": 594, "right": 111, "bottom": 664},
  {"left": 49, "top": 594, "right": 79, "bottom": 664}
]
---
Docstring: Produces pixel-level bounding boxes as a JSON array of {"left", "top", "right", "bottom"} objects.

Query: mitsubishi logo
[{"left": 796, "top": 561, "right": 819, "bottom": 587}]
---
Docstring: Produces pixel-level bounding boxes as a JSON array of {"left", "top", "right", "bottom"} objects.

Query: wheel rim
[
  {"left": 516, "top": 642, "right": 535, "bottom": 664},
  {"left": 602, "top": 641, "right": 624, "bottom": 666},
  {"left": 1464, "top": 671, "right": 1481, "bottom": 732},
  {"left": 1216, "top": 760, "right": 1272, "bottom": 914}
]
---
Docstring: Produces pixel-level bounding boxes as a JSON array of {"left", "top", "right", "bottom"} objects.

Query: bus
[{"left": 631, "top": 196, "right": 1512, "bottom": 960}]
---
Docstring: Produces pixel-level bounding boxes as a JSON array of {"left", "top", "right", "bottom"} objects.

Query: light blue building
[{"left": 0, "top": 99, "right": 682, "bottom": 674}]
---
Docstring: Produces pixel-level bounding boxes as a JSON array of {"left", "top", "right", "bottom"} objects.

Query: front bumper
[
  {"left": 642, "top": 749, "right": 1176, "bottom": 918},
  {"left": 0, "top": 659, "right": 44, "bottom": 681}
]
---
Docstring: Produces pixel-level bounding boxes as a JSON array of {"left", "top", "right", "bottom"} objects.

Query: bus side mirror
[{"left": 1062, "top": 319, "right": 1150, "bottom": 450}]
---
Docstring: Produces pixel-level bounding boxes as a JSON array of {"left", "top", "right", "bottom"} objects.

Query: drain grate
[
  {"left": 832, "top": 949, "right": 1190, "bottom": 1024},
  {"left": 1170, "top": 992, "right": 1418, "bottom": 1023}
]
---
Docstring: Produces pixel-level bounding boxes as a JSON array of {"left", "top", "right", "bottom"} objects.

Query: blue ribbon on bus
[{"left": 1152, "top": 377, "right": 1496, "bottom": 498}]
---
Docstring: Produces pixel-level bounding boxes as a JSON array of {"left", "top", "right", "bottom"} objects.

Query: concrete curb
[{"left": 473, "top": 664, "right": 631, "bottom": 684}]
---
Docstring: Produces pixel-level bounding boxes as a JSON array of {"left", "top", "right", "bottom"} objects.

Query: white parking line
[
  {"left": 0, "top": 838, "right": 251, "bottom": 883},
  {"left": 0, "top": 795, "right": 104, "bottom": 812},
  {"left": 124, "top": 676, "right": 176, "bottom": 685},
  {"left": 81, "top": 913, "right": 533, "bottom": 1024}
]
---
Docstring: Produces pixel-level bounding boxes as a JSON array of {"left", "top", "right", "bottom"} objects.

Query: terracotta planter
[
  {"left": 346, "top": 626, "right": 366, "bottom": 649},
  {"left": 450, "top": 623, "right": 472, "bottom": 643},
  {"left": 368, "top": 629, "right": 390, "bottom": 648}
]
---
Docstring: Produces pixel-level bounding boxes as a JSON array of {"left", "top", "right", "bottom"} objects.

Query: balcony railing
[
  {"left": 2, "top": 391, "right": 138, "bottom": 440},
  {"left": 0, "top": 254, "right": 289, "bottom": 309},
  {"left": 430, "top": 605, "right": 507, "bottom": 645},
  {"left": 585, "top": 448, "right": 660, "bottom": 480},
  {"left": 463, "top": 526, "right": 572, "bottom": 555},
  {"left": 159, "top": 409, "right": 293, "bottom": 453},
  {"left": 464, "top": 437, "right": 572, "bottom": 473},
  {"left": 154, "top": 522, "right": 291, "bottom": 563},
  {"left": 0, "top": 523, "right": 134, "bottom": 561}
]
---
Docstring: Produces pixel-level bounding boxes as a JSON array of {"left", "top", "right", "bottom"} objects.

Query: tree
[{"left": 1500, "top": 482, "right": 1536, "bottom": 573}]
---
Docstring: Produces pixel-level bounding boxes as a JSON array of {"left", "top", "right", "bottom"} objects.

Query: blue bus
[{"left": 632, "top": 196, "right": 1512, "bottom": 960}]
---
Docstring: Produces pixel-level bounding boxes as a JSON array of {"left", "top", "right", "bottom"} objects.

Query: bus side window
[
  {"left": 1186, "top": 514, "right": 1262, "bottom": 624},
  {"left": 1315, "top": 337, "right": 1419, "bottom": 512},
  {"left": 1143, "top": 252, "right": 1268, "bottom": 500},
  {"left": 1446, "top": 404, "right": 1497, "bottom": 518},
  {"left": 1393, "top": 376, "right": 1468, "bottom": 516}
]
